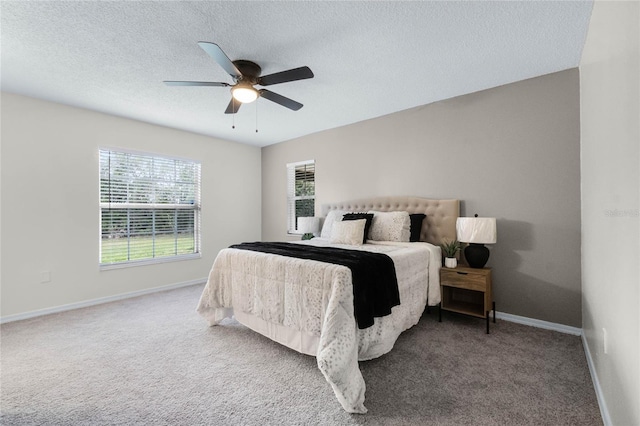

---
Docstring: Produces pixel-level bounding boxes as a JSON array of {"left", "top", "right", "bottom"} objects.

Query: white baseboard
[
  {"left": 0, "top": 278, "right": 207, "bottom": 324},
  {"left": 581, "top": 333, "right": 612, "bottom": 426},
  {"left": 496, "top": 311, "right": 582, "bottom": 335}
]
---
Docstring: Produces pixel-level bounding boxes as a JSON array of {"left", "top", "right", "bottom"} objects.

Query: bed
[{"left": 197, "top": 196, "right": 459, "bottom": 413}]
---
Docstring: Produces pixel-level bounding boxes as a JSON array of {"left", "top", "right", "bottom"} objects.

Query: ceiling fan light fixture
[
  {"left": 166, "top": 42, "right": 313, "bottom": 113},
  {"left": 231, "top": 83, "right": 258, "bottom": 103}
]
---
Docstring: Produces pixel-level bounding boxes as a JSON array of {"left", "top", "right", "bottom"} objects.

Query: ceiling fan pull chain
[
  {"left": 255, "top": 100, "right": 259, "bottom": 133},
  {"left": 232, "top": 98, "right": 236, "bottom": 129}
]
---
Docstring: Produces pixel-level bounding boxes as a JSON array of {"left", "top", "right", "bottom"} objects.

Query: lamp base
[{"left": 464, "top": 243, "right": 490, "bottom": 268}]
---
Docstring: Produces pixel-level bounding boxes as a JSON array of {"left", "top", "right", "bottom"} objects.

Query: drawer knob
[{"left": 456, "top": 272, "right": 468, "bottom": 275}]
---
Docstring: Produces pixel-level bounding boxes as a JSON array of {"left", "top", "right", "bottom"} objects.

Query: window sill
[{"left": 100, "top": 253, "right": 201, "bottom": 271}]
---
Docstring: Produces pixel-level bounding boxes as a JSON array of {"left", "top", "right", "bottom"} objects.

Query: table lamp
[
  {"left": 298, "top": 216, "right": 320, "bottom": 240},
  {"left": 456, "top": 216, "right": 497, "bottom": 268}
]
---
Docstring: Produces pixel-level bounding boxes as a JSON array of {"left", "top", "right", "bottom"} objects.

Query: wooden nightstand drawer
[
  {"left": 441, "top": 270, "right": 487, "bottom": 292},
  {"left": 439, "top": 266, "right": 495, "bottom": 333}
]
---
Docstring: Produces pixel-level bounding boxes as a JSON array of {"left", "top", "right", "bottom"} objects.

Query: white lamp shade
[
  {"left": 298, "top": 216, "right": 321, "bottom": 234},
  {"left": 456, "top": 217, "right": 497, "bottom": 244}
]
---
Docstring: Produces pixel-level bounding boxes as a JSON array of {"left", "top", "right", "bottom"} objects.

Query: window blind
[
  {"left": 99, "top": 149, "right": 201, "bottom": 266},
  {"left": 286, "top": 160, "right": 315, "bottom": 234}
]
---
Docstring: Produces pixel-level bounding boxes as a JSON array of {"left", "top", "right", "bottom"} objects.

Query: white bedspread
[{"left": 196, "top": 239, "right": 441, "bottom": 413}]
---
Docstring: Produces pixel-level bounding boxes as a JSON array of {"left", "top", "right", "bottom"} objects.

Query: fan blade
[
  {"left": 164, "top": 81, "right": 230, "bottom": 87},
  {"left": 224, "top": 98, "right": 241, "bottom": 114},
  {"left": 258, "top": 66, "right": 314, "bottom": 86},
  {"left": 259, "top": 89, "right": 303, "bottom": 111},
  {"left": 197, "top": 42, "right": 242, "bottom": 79}
]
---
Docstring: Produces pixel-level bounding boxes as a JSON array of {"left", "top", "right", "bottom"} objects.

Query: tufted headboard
[{"left": 321, "top": 196, "right": 460, "bottom": 246}]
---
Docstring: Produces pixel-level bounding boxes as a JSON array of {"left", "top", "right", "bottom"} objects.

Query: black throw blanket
[{"left": 229, "top": 242, "right": 400, "bottom": 329}]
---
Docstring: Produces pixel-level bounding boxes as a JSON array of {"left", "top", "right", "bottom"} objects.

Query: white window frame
[
  {"left": 287, "top": 160, "right": 315, "bottom": 234},
  {"left": 99, "top": 148, "right": 201, "bottom": 269}
]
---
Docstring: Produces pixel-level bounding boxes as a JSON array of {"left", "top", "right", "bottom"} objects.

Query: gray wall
[
  {"left": 580, "top": 1, "right": 639, "bottom": 424},
  {"left": 262, "top": 69, "right": 581, "bottom": 327}
]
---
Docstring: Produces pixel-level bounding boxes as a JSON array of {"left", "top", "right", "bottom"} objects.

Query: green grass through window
[{"left": 101, "top": 233, "right": 196, "bottom": 264}]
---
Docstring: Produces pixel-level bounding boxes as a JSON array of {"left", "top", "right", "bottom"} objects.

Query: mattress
[{"left": 196, "top": 238, "right": 441, "bottom": 413}]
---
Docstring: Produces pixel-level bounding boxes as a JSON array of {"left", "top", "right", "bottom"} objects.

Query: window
[
  {"left": 99, "top": 149, "right": 201, "bottom": 267},
  {"left": 287, "top": 160, "right": 315, "bottom": 234}
]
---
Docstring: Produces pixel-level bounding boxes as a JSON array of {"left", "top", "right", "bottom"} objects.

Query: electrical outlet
[
  {"left": 40, "top": 271, "right": 51, "bottom": 283},
  {"left": 603, "top": 328, "right": 608, "bottom": 354}
]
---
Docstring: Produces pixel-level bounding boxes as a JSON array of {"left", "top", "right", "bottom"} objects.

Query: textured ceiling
[{"left": 1, "top": 1, "right": 593, "bottom": 147}]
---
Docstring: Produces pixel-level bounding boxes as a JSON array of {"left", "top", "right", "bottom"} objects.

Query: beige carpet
[{"left": 1, "top": 284, "right": 602, "bottom": 425}]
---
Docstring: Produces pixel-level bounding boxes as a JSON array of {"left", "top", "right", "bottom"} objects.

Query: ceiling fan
[{"left": 164, "top": 42, "right": 314, "bottom": 114}]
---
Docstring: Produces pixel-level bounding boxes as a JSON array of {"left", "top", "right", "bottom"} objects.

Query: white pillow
[
  {"left": 367, "top": 211, "right": 411, "bottom": 242},
  {"left": 320, "top": 210, "right": 347, "bottom": 239},
  {"left": 330, "top": 219, "right": 366, "bottom": 246}
]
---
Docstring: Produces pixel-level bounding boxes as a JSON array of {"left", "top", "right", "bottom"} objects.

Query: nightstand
[{"left": 439, "top": 266, "right": 495, "bottom": 333}]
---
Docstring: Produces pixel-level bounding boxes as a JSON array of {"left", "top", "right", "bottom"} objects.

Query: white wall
[
  {"left": 0, "top": 93, "right": 261, "bottom": 318},
  {"left": 580, "top": 1, "right": 640, "bottom": 424}
]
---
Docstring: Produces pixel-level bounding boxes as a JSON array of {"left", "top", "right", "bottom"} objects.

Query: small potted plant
[{"left": 441, "top": 239, "right": 461, "bottom": 268}]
